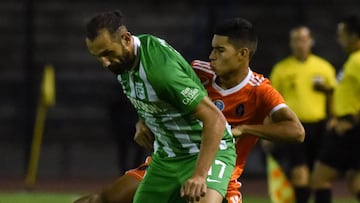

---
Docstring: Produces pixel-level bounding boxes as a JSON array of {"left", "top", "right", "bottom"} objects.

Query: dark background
[{"left": 0, "top": 0, "right": 358, "bottom": 180}]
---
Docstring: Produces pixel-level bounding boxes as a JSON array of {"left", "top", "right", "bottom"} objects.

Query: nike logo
[{"left": 206, "top": 177, "right": 221, "bottom": 183}]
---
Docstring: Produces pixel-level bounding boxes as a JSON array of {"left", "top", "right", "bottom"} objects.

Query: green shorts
[{"left": 133, "top": 141, "right": 236, "bottom": 203}]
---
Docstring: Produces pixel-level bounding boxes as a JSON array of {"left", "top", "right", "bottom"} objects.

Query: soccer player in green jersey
[
  {"left": 85, "top": 10, "right": 236, "bottom": 203},
  {"left": 310, "top": 14, "right": 360, "bottom": 203}
]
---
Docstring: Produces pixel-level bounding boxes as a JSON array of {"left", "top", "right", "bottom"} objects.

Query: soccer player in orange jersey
[{"left": 74, "top": 17, "right": 305, "bottom": 203}]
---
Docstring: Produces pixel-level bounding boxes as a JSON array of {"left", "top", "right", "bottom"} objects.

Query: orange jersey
[
  {"left": 126, "top": 60, "right": 286, "bottom": 203},
  {"left": 192, "top": 60, "right": 286, "bottom": 199},
  {"left": 125, "top": 156, "right": 152, "bottom": 181}
]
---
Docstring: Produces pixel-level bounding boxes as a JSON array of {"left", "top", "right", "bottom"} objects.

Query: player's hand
[
  {"left": 327, "top": 117, "right": 354, "bottom": 136},
  {"left": 180, "top": 176, "right": 206, "bottom": 202},
  {"left": 73, "top": 194, "right": 103, "bottom": 203},
  {"left": 334, "top": 119, "right": 354, "bottom": 136},
  {"left": 326, "top": 117, "right": 337, "bottom": 131},
  {"left": 231, "top": 125, "right": 244, "bottom": 137},
  {"left": 134, "top": 120, "right": 154, "bottom": 152}
]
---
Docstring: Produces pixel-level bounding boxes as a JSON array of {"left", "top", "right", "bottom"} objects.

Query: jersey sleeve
[
  {"left": 143, "top": 37, "right": 207, "bottom": 113},
  {"left": 191, "top": 60, "right": 215, "bottom": 85},
  {"left": 258, "top": 79, "right": 286, "bottom": 116}
]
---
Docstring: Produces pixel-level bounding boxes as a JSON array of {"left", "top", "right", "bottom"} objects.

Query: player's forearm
[
  {"left": 193, "top": 115, "right": 225, "bottom": 178},
  {"left": 235, "top": 121, "right": 304, "bottom": 142}
]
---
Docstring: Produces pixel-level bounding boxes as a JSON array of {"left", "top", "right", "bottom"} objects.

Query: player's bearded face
[
  {"left": 107, "top": 49, "right": 134, "bottom": 74},
  {"left": 86, "top": 31, "right": 135, "bottom": 75}
]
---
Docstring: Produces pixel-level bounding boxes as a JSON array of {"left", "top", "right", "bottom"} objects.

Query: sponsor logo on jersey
[
  {"left": 128, "top": 97, "right": 163, "bottom": 114},
  {"left": 135, "top": 81, "right": 146, "bottom": 100},
  {"left": 180, "top": 87, "right": 200, "bottom": 105},
  {"left": 214, "top": 100, "right": 225, "bottom": 111},
  {"left": 236, "top": 104, "right": 245, "bottom": 116}
]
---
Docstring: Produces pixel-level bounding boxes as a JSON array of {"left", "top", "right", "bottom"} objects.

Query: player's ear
[
  {"left": 115, "top": 26, "right": 131, "bottom": 44},
  {"left": 238, "top": 48, "right": 249, "bottom": 57},
  {"left": 120, "top": 31, "right": 131, "bottom": 42}
]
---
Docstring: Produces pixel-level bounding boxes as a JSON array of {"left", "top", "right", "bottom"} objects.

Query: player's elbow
[
  {"left": 218, "top": 113, "right": 228, "bottom": 130},
  {"left": 212, "top": 113, "right": 227, "bottom": 138},
  {"left": 293, "top": 123, "right": 305, "bottom": 143}
]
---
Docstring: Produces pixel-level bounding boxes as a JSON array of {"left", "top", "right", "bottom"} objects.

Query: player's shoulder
[
  {"left": 191, "top": 60, "right": 215, "bottom": 84},
  {"left": 138, "top": 34, "right": 159, "bottom": 42},
  {"left": 310, "top": 54, "right": 335, "bottom": 68},
  {"left": 351, "top": 49, "right": 360, "bottom": 59},
  {"left": 249, "top": 71, "right": 283, "bottom": 100},
  {"left": 248, "top": 71, "right": 270, "bottom": 87},
  {"left": 310, "top": 54, "right": 329, "bottom": 62},
  {"left": 137, "top": 34, "right": 162, "bottom": 55},
  {"left": 138, "top": 34, "right": 154, "bottom": 45},
  {"left": 191, "top": 60, "right": 213, "bottom": 72},
  {"left": 138, "top": 34, "right": 169, "bottom": 50}
]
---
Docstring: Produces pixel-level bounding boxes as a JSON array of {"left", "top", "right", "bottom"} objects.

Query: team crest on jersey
[
  {"left": 135, "top": 82, "right": 146, "bottom": 100},
  {"left": 236, "top": 104, "right": 245, "bottom": 116},
  {"left": 214, "top": 100, "right": 225, "bottom": 111}
]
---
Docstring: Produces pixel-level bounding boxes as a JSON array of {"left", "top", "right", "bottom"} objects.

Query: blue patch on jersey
[{"left": 214, "top": 100, "right": 225, "bottom": 111}]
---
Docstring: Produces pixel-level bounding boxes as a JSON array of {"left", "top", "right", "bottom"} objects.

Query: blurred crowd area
[{"left": 0, "top": 0, "right": 359, "bottom": 180}]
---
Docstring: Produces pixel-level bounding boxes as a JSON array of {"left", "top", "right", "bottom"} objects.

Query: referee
[
  {"left": 269, "top": 26, "right": 337, "bottom": 203},
  {"left": 311, "top": 14, "right": 360, "bottom": 203}
]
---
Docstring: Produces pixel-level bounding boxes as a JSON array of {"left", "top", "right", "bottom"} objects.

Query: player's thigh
[
  {"left": 134, "top": 156, "right": 193, "bottom": 203},
  {"left": 198, "top": 188, "right": 223, "bottom": 203},
  {"left": 206, "top": 144, "right": 236, "bottom": 197},
  {"left": 102, "top": 174, "right": 140, "bottom": 203}
]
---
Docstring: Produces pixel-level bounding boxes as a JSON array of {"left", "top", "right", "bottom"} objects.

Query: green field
[
  {"left": 0, "top": 192, "right": 357, "bottom": 203},
  {"left": 0, "top": 192, "right": 79, "bottom": 203}
]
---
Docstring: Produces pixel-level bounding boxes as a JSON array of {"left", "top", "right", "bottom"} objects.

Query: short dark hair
[
  {"left": 86, "top": 10, "right": 125, "bottom": 40},
  {"left": 214, "top": 17, "right": 258, "bottom": 58},
  {"left": 340, "top": 14, "right": 360, "bottom": 37}
]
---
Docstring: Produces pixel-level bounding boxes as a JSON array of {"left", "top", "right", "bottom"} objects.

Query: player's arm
[
  {"left": 232, "top": 107, "right": 305, "bottom": 142},
  {"left": 133, "top": 119, "right": 155, "bottom": 152},
  {"left": 180, "top": 96, "right": 227, "bottom": 202}
]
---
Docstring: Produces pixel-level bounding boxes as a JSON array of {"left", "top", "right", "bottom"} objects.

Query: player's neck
[
  {"left": 293, "top": 52, "right": 310, "bottom": 62},
  {"left": 216, "top": 68, "right": 249, "bottom": 89}
]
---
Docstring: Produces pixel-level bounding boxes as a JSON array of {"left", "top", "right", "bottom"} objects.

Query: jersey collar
[
  {"left": 129, "top": 36, "right": 141, "bottom": 71},
  {"left": 212, "top": 68, "right": 253, "bottom": 96}
]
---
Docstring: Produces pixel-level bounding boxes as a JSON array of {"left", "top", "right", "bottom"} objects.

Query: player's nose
[
  {"left": 209, "top": 49, "right": 216, "bottom": 61},
  {"left": 99, "top": 57, "right": 111, "bottom": 68}
]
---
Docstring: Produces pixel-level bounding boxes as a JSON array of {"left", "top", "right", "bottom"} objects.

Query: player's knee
[{"left": 291, "top": 165, "right": 310, "bottom": 186}]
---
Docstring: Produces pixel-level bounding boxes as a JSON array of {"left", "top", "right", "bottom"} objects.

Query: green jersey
[{"left": 117, "top": 35, "right": 233, "bottom": 158}]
